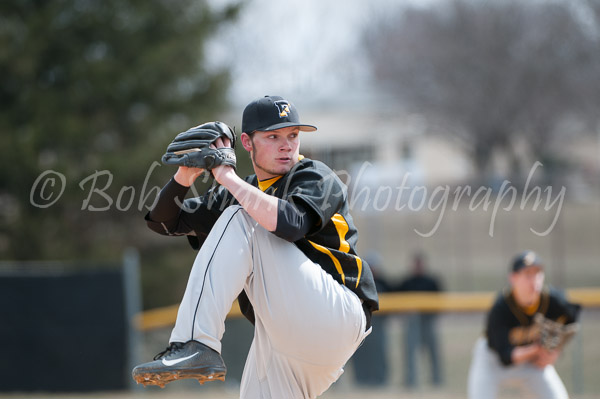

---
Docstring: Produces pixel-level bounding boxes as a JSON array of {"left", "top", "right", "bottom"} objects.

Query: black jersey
[
  {"left": 485, "top": 287, "right": 580, "bottom": 365},
  {"left": 146, "top": 157, "right": 379, "bottom": 317}
]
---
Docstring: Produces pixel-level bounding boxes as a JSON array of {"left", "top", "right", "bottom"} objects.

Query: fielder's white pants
[
  {"left": 170, "top": 206, "right": 370, "bottom": 398},
  {"left": 467, "top": 337, "right": 569, "bottom": 399}
]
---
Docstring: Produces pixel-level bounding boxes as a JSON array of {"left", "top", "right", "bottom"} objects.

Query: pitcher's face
[
  {"left": 242, "top": 127, "right": 301, "bottom": 180},
  {"left": 510, "top": 266, "right": 545, "bottom": 307}
]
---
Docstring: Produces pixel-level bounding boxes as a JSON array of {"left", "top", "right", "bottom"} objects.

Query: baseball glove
[
  {"left": 161, "top": 121, "right": 237, "bottom": 171},
  {"left": 533, "top": 313, "right": 579, "bottom": 351}
]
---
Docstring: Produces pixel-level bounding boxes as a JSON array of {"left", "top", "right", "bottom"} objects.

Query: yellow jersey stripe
[
  {"left": 331, "top": 214, "right": 350, "bottom": 253},
  {"left": 258, "top": 176, "right": 283, "bottom": 192},
  {"left": 331, "top": 213, "right": 363, "bottom": 288},
  {"left": 505, "top": 289, "right": 529, "bottom": 325},
  {"left": 523, "top": 296, "right": 541, "bottom": 316},
  {"left": 355, "top": 256, "right": 363, "bottom": 289},
  {"left": 307, "top": 213, "right": 364, "bottom": 288},
  {"left": 309, "top": 241, "right": 346, "bottom": 284}
]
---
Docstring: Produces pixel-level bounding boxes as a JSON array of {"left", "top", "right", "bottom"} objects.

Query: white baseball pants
[
  {"left": 467, "top": 337, "right": 569, "bottom": 399},
  {"left": 170, "top": 206, "right": 370, "bottom": 398}
]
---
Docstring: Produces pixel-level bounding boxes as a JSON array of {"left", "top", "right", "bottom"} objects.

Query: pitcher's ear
[{"left": 241, "top": 132, "right": 253, "bottom": 152}]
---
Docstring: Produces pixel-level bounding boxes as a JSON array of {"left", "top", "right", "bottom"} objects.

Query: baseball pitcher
[{"left": 132, "top": 95, "right": 379, "bottom": 398}]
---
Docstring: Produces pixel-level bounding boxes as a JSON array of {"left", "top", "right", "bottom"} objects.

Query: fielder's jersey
[
  {"left": 146, "top": 157, "right": 379, "bottom": 318},
  {"left": 485, "top": 287, "right": 580, "bottom": 365}
]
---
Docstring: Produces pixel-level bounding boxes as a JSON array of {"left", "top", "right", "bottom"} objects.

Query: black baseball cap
[
  {"left": 511, "top": 251, "right": 544, "bottom": 272},
  {"left": 242, "top": 95, "right": 317, "bottom": 134}
]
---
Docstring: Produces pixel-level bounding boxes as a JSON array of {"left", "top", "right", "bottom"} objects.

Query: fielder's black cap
[
  {"left": 511, "top": 250, "right": 544, "bottom": 272},
  {"left": 242, "top": 95, "right": 317, "bottom": 134}
]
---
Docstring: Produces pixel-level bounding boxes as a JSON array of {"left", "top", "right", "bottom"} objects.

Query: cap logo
[
  {"left": 274, "top": 100, "right": 291, "bottom": 118},
  {"left": 523, "top": 251, "right": 536, "bottom": 266}
]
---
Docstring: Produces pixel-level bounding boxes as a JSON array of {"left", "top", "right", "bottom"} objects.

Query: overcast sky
[{"left": 207, "top": 0, "right": 427, "bottom": 108}]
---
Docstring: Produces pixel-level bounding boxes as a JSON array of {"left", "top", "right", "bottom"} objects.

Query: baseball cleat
[{"left": 132, "top": 340, "right": 226, "bottom": 388}]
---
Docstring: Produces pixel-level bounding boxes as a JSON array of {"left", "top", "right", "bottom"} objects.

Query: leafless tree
[{"left": 364, "top": 0, "right": 599, "bottom": 181}]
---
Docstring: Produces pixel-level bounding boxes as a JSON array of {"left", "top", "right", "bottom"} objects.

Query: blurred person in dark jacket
[{"left": 397, "top": 252, "right": 443, "bottom": 388}]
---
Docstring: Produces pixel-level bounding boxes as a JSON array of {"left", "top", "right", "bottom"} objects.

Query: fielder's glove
[
  {"left": 533, "top": 313, "right": 579, "bottom": 351},
  {"left": 162, "top": 121, "right": 237, "bottom": 171}
]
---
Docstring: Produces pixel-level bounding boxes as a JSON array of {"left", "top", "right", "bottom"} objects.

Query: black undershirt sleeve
[
  {"left": 150, "top": 178, "right": 189, "bottom": 220},
  {"left": 273, "top": 198, "right": 318, "bottom": 242},
  {"left": 145, "top": 177, "right": 190, "bottom": 234}
]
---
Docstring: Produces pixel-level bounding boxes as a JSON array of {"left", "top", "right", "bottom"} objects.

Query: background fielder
[
  {"left": 132, "top": 95, "right": 379, "bottom": 398},
  {"left": 467, "top": 251, "right": 581, "bottom": 399}
]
